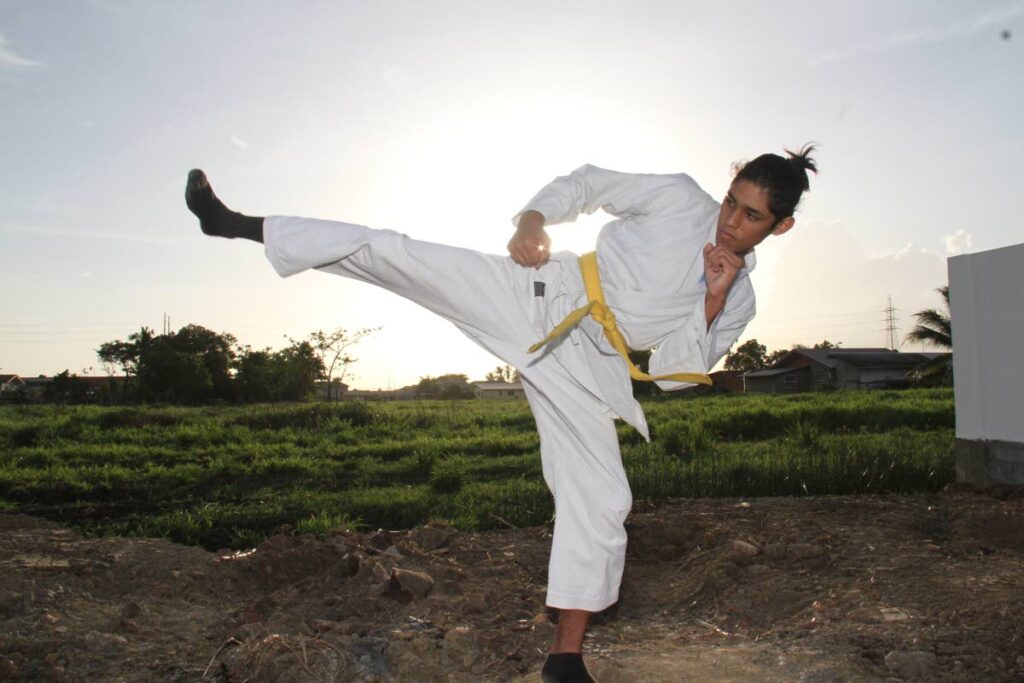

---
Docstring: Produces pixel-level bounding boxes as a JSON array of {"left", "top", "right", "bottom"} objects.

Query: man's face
[{"left": 716, "top": 179, "right": 793, "bottom": 255}]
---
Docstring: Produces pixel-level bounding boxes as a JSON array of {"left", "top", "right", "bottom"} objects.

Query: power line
[
  {"left": 750, "top": 319, "right": 892, "bottom": 334},
  {"left": 749, "top": 308, "right": 890, "bottom": 323}
]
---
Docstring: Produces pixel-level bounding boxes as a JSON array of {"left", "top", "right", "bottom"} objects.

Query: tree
[
  {"left": 765, "top": 348, "right": 789, "bottom": 367},
  {"left": 904, "top": 286, "right": 952, "bottom": 386},
  {"left": 905, "top": 287, "right": 951, "bottom": 350},
  {"left": 233, "top": 347, "right": 277, "bottom": 402},
  {"left": 416, "top": 373, "right": 474, "bottom": 399},
  {"left": 95, "top": 326, "right": 154, "bottom": 403},
  {"left": 305, "top": 327, "right": 380, "bottom": 401},
  {"left": 96, "top": 340, "right": 135, "bottom": 402},
  {"left": 275, "top": 340, "right": 324, "bottom": 401},
  {"left": 724, "top": 339, "right": 768, "bottom": 372},
  {"left": 136, "top": 339, "right": 213, "bottom": 404},
  {"left": 234, "top": 341, "right": 325, "bottom": 402},
  {"left": 170, "top": 325, "right": 237, "bottom": 401},
  {"left": 45, "top": 370, "right": 89, "bottom": 404},
  {"left": 485, "top": 364, "right": 520, "bottom": 383}
]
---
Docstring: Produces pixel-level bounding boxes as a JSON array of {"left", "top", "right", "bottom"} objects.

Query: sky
[{"left": 2, "top": 1, "right": 1022, "bottom": 389}]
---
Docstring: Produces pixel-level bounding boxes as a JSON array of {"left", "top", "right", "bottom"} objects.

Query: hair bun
[{"left": 784, "top": 143, "right": 818, "bottom": 191}]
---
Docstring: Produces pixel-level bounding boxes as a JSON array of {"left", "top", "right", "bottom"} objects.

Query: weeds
[{"left": 0, "top": 390, "right": 954, "bottom": 549}]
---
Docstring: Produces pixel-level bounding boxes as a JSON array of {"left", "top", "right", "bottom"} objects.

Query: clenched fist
[
  {"left": 508, "top": 210, "right": 552, "bottom": 268},
  {"left": 703, "top": 243, "right": 744, "bottom": 328},
  {"left": 703, "top": 243, "right": 743, "bottom": 300}
]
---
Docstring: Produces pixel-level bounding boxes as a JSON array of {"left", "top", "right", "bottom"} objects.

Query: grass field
[{"left": 0, "top": 389, "right": 954, "bottom": 550}]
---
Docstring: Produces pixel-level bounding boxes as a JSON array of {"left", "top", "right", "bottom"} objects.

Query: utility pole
[{"left": 884, "top": 296, "right": 899, "bottom": 350}]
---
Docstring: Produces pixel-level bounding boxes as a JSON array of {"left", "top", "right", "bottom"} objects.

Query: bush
[
  {"left": 787, "top": 420, "right": 822, "bottom": 449},
  {"left": 230, "top": 402, "right": 375, "bottom": 430},
  {"left": 658, "top": 419, "right": 713, "bottom": 456},
  {"left": 430, "top": 459, "right": 465, "bottom": 494}
]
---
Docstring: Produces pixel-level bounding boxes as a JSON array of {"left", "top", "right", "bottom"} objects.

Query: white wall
[{"left": 948, "top": 243, "right": 1024, "bottom": 443}]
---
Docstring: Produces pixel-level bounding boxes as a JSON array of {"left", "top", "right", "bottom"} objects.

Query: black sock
[
  {"left": 541, "top": 653, "right": 595, "bottom": 683},
  {"left": 185, "top": 169, "right": 264, "bottom": 242}
]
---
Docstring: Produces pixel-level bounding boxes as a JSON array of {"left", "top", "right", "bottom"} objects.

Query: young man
[{"left": 185, "top": 145, "right": 816, "bottom": 683}]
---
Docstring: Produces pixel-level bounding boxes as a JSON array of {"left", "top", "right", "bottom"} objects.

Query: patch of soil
[{"left": 2, "top": 489, "right": 1023, "bottom": 681}]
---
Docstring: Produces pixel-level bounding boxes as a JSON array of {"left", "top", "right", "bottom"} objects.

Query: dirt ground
[{"left": 2, "top": 487, "right": 1023, "bottom": 682}]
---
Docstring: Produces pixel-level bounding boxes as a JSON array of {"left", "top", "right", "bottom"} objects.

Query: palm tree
[{"left": 904, "top": 286, "right": 952, "bottom": 386}]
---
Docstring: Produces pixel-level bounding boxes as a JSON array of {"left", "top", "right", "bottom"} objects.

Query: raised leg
[{"left": 259, "top": 215, "right": 557, "bottom": 371}]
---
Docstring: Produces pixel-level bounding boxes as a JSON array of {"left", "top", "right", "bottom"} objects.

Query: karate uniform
[{"left": 262, "top": 164, "right": 756, "bottom": 611}]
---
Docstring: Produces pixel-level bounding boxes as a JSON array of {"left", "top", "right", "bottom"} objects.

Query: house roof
[
  {"left": 837, "top": 352, "right": 950, "bottom": 368},
  {"left": 767, "top": 348, "right": 952, "bottom": 372},
  {"left": 782, "top": 347, "right": 893, "bottom": 369},
  {"left": 744, "top": 366, "right": 808, "bottom": 378},
  {"left": 709, "top": 370, "right": 745, "bottom": 379},
  {"left": 472, "top": 381, "right": 524, "bottom": 390},
  {"left": 0, "top": 374, "right": 20, "bottom": 384}
]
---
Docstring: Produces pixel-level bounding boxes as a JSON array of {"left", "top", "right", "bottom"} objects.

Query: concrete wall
[{"left": 948, "top": 243, "right": 1024, "bottom": 485}]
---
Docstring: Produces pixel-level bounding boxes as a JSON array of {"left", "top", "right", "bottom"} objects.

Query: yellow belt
[{"left": 528, "top": 251, "right": 712, "bottom": 385}]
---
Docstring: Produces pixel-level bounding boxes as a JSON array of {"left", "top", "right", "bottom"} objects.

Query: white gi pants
[{"left": 264, "top": 216, "right": 632, "bottom": 612}]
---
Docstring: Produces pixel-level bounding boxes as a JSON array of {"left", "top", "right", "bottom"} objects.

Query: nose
[{"left": 726, "top": 206, "right": 742, "bottom": 228}]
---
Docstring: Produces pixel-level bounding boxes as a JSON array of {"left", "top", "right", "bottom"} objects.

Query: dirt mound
[{"left": 2, "top": 490, "right": 1023, "bottom": 681}]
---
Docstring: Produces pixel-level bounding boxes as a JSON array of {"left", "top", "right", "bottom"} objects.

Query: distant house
[
  {"left": 472, "top": 381, "right": 526, "bottom": 400},
  {"left": 313, "top": 380, "right": 349, "bottom": 401},
  {"left": 8, "top": 375, "right": 119, "bottom": 403},
  {"left": 0, "top": 374, "right": 26, "bottom": 401},
  {"left": 744, "top": 348, "right": 950, "bottom": 394},
  {"left": 21, "top": 376, "right": 52, "bottom": 402},
  {"left": 79, "top": 376, "right": 119, "bottom": 399}
]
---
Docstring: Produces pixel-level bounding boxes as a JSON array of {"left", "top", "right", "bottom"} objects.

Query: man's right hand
[{"left": 508, "top": 210, "right": 552, "bottom": 268}]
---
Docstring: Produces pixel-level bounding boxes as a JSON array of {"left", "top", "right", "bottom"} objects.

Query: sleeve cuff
[{"left": 262, "top": 216, "right": 296, "bottom": 278}]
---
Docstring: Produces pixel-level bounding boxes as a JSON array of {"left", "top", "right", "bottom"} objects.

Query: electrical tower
[{"left": 883, "top": 296, "right": 899, "bottom": 350}]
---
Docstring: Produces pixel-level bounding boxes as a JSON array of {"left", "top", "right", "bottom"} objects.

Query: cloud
[
  {"left": 230, "top": 134, "right": 249, "bottom": 150},
  {"left": 970, "top": 2, "right": 1024, "bottom": 31},
  {"left": 0, "top": 31, "right": 40, "bottom": 68},
  {"left": 743, "top": 222, "right": 948, "bottom": 351},
  {"left": 809, "top": 2, "right": 1024, "bottom": 65},
  {"left": 942, "top": 229, "right": 974, "bottom": 255}
]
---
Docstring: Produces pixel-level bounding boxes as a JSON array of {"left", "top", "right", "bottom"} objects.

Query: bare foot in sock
[{"left": 185, "top": 169, "right": 264, "bottom": 242}]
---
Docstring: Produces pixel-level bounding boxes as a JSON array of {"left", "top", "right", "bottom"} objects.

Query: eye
[{"left": 746, "top": 211, "right": 758, "bottom": 220}]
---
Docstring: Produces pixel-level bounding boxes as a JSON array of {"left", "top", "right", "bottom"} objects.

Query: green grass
[{"left": 0, "top": 390, "right": 954, "bottom": 549}]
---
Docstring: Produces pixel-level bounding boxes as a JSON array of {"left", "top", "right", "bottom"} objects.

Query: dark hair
[{"left": 733, "top": 143, "right": 818, "bottom": 221}]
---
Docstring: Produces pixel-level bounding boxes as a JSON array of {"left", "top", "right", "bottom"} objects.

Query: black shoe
[
  {"left": 185, "top": 169, "right": 263, "bottom": 242},
  {"left": 541, "top": 653, "right": 595, "bottom": 683}
]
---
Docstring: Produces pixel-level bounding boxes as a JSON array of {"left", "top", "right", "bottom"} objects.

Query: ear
[{"left": 771, "top": 216, "right": 795, "bottom": 236}]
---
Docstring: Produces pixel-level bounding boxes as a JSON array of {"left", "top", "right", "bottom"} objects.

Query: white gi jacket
[
  {"left": 515, "top": 164, "right": 757, "bottom": 434},
  {"left": 259, "top": 164, "right": 758, "bottom": 610}
]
